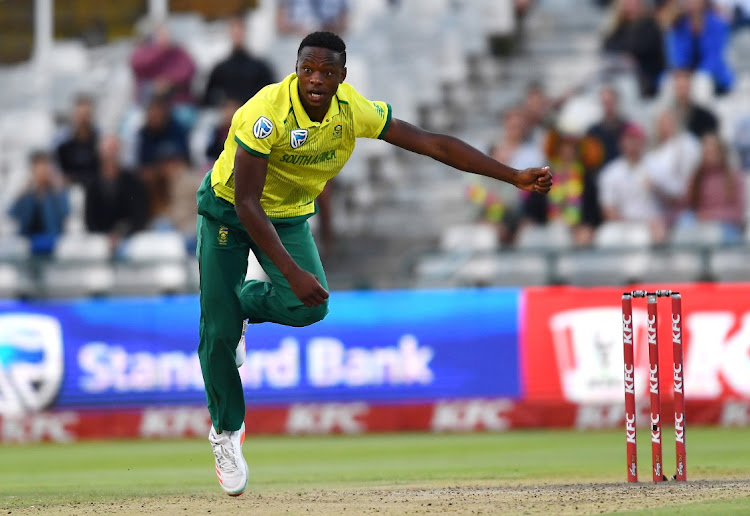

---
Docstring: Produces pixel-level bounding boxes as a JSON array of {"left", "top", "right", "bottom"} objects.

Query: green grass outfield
[{"left": 1, "top": 427, "right": 749, "bottom": 514}]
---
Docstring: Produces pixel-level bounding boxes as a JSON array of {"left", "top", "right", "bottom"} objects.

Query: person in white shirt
[
  {"left": 644, "top": 110, "right": 702, "bottom": 226},
  {"left": 598, "top": 123, "right": 666, "bottom": 241}
]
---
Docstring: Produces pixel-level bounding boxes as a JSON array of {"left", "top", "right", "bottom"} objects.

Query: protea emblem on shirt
[
  {"left": 253, "top": 116, "right": 273, "bottom": 139},
  {"left": 290, "top": 129, "right": 309, "bottom": 149}
]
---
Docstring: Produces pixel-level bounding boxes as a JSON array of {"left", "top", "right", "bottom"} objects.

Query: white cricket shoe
[
  {"left": 235, "top": 320, "right": 248, "bottom": 368},
  {"left": 209, "top": 423, "right": 249, "bottom": 496}
]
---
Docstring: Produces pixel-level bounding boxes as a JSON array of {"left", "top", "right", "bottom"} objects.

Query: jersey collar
[{"left": 290, "top": 74, "right": 340, "bottom": 129}]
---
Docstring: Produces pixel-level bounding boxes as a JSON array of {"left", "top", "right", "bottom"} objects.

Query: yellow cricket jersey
[{"left": 210, "top": 73, "right": 392, "bottom": 218}]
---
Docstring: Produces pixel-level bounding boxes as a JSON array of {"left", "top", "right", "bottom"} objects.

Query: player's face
[{"left": 296, "top": 47, "right": 346, "bottom": 114}]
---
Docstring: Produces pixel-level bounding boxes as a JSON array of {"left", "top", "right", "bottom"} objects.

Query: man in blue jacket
[{"left": 667, "top": 0, "right": 734, "bottom": 95}]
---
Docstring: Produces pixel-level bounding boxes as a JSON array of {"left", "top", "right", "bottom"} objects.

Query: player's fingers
[{"left": 534, "top": 166, "right": 550, "bottom": 178}]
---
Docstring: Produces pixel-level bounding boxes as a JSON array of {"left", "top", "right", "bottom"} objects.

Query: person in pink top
[
  {"left": 681, "top": 133, "right": 746, "bottom": 243},
  {"left": 131, "top": 22, "right": 197, "bottom": 128}
]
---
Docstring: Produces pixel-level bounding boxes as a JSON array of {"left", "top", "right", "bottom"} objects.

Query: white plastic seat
[
  {"left": 115, "top": 231, "right": 188, "bottom": 295},
  {"left": 670, "top": 222, "right": 724, "bottom": 248},
  {"left": 0, "top": 235, "right": 32, "bottom": 297},
  {"left": 0, "top": 235, "right": 31, "bottom": 261},
  {"left": 640, "top": 249, "right": 705, "bottom": 283},
  {"left": 43, "top": 233, "right": 114, "bottom": 297},
  {"left": 709, "top": 248, "right": 750, "bottom": 282},
  {"left": 456, "top": 252, "right": 549, "bottom": 287},
  {"left": 555, "top": 249, "right": 649, "bottom": 286},
  {"left": 439, "top": 224, "right": 499, "bottom": 253},
  {"left": 516, "top": 223, "right": 573, "bottom": 251},
  {"left": 54, "top": 233, "right": 110, "bottom": 260},
  {"left": 124, "top": 231, "right": 187, "bottom": 261},
  {"left": 413, "top": 254, "right": 465, "bottom": 288},
  {"left": 594, "top": 222, "right": 652, "bottom": 249}
]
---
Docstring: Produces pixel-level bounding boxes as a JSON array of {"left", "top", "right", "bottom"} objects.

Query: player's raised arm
[
  {"left": 382, "top": 118, "right": 552, "bottom": 194},
  {"left": 233, "top": 147, "right": 329, "bottom": 307}
]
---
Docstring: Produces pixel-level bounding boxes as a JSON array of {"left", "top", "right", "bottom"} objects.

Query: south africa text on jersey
[{"left": 279, "top": 150, "right": 337, "bottom": 165}]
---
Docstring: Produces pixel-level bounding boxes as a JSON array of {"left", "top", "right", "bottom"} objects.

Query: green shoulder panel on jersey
[
  {"left": 235, "top": 135, "right": 270, "bottom": 159},
  {"left": 377, "top": 103, "right": 393, "bottom": 140}
]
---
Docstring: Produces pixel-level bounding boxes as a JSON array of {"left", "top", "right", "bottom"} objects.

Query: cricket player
[{"left": 197, "top": 31, "right": 551, "bottom": 495}]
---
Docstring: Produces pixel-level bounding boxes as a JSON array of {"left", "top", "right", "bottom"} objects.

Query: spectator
[
  {"left": 277, "top": 0, "right": 348, "bottom": 35},
  {"left": 137, "top": 95, "right": 190, "bottom": 168},
  {"left": 8, "top": 152, "right": 69, "bottom": 254},
  {"left": 130, "top": 21, "right": 197, "bottom": 127},
  {"left": 84, "top": 136, "right": 149, "bottom": 250},
  {"left": 583, "top": 84, "right": 630, "bottom": 229},
  {"left": 598, "top": 124, "right": 666, "bottom": 241},
  {"left": 602, "top": 0, "right": 666, "bottom": 97},
  {"left": 670, "top": 68, "right": 719, "bottom": 138},
  {"left": 206, "top": 98, "right": 242, "bottom": 163},
  {"left": 490, "top": 108, "right": 546, "bottom": 171},
  {"left": 203, "top": 14, "right": 275, "bottom": 107},
  {"left": 645, "top": 110, "right": 702, "bottom": 227},
  {"left": 148, "top": 144, "right": 202, "bottom": 244},
  {"left": 522, "top": 132, "right": 590, "bottom": 246},
  {"left": 666, "top": 0, "right": 734, "bottom": 94},
  {"left": 678, "top": 133, "right": 746, "bottom": 243},
  {"left": 522, "top": 82, "right": 553, "bottom": 146},
  {"left": 714, "top": 0, "right": 750, "bottom": 29},
  {"left": 480, "top": 108, "right": 545, "bottom": 241},
  {"left": 56, "top": 94, "right": 99, "bottom": 187},
  {"left": 735, "top": 115, "right": 750, "bottom": 172}
]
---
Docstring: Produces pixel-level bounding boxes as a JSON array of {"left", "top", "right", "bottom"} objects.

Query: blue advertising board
[{"left": 0, "top": 289, "right": 521, "bottom": 413}]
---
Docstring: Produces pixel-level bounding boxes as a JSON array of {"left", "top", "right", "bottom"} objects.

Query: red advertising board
[
  {"left": 2, "top": 399, "right": 748, "bottom": 443},
  {"left": 521, "top": 284, "right": 750, "bottom": 403}
]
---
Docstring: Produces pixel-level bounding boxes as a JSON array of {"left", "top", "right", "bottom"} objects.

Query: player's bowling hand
[
  {"left": 288, "top": 268, "right": 329, "bottom": 307},
  {"left": 514, "top": 166, "right": 552, "bottom": 194}
]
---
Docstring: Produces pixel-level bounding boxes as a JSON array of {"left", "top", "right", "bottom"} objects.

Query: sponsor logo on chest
[
  {"left": 290, "top": 129, "right": 308, "bottom": 149},
  {"left": 280, "top": 150, "right": 337, "bottom": 166}
]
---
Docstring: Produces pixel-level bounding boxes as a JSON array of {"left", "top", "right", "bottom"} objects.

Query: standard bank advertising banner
[{"left": 0, "top": 289, "right": 521, "bottom": 416}]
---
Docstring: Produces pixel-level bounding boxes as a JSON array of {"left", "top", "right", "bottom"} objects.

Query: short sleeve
[
  {"left": 233, "top": 100, "right": 280, "bottom": 158},
  {"left": 347, "top": 89, "right": 392, "bottom": 140}
]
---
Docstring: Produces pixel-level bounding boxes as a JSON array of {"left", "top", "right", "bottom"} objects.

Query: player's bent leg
[
  {"left": 240, "top": 279, "right": 329, "bottom": 326},
  {"left": 240, "top": 218, "right": 330, "bottom": 327}
]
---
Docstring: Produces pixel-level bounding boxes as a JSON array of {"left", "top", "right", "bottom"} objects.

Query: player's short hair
[{"left": 298, "top": 31, "right": 346, "bottom": 67}]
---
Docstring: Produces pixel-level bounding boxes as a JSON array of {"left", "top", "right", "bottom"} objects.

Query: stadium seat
[
  {"left": 42, "top": 233, "right": 115, "bottom": 297},
  {"left": 594, "top": 222, "right": 652, "bottom": 249},
  {"left": 640, "top": 248, "right": 705, "bottom": 284},
  {"left": 455, "top": 252, "right": 550, "bottom": 287},
  {"left": 708, "top": 247, "right": 750, "bottom": 282},
  {"left": 413, "top": 253, "right": 466, "bottom": 288},
  {"left": 555, "top": 249, "right": 649, "bottom": 286},
  {"left": 114, "top": 231, "right": 188, "bottom": 295},
  {"left": 0, "top": 234, "right": 31, "bottom": 261},
  {"left": 439, "top": 224, "right": 499, "bottom": 253},
  {"left": 670, "top": 221, "right": 724, "bottom": 248},
  {"left": 0, "top": 235, "right": 33, "bottom": 297},
  {"left": 516, "top": 222, "right": 573, "bottom": 251},
  {"left": 0, "top": 109, "right": 54, "bottom": 151}
]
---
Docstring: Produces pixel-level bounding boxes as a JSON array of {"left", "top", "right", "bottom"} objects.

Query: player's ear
[{"left": 340, "top": 67, "right": 347, "bottom": 83}]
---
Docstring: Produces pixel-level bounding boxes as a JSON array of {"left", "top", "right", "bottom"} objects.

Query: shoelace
[{"left": 211, "top": 435, "right": 240, "bottom": 474}]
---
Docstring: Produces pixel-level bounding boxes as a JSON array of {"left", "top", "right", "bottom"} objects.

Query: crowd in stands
[
  {"left": 471, "top": 0, "right": 750, "bottom": 249},
  {"left": 5, "top": 0, "right": 357, "bottom": 259},
  {"left": 4, "top": 0, "right": 750, "bottom": 267}
]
